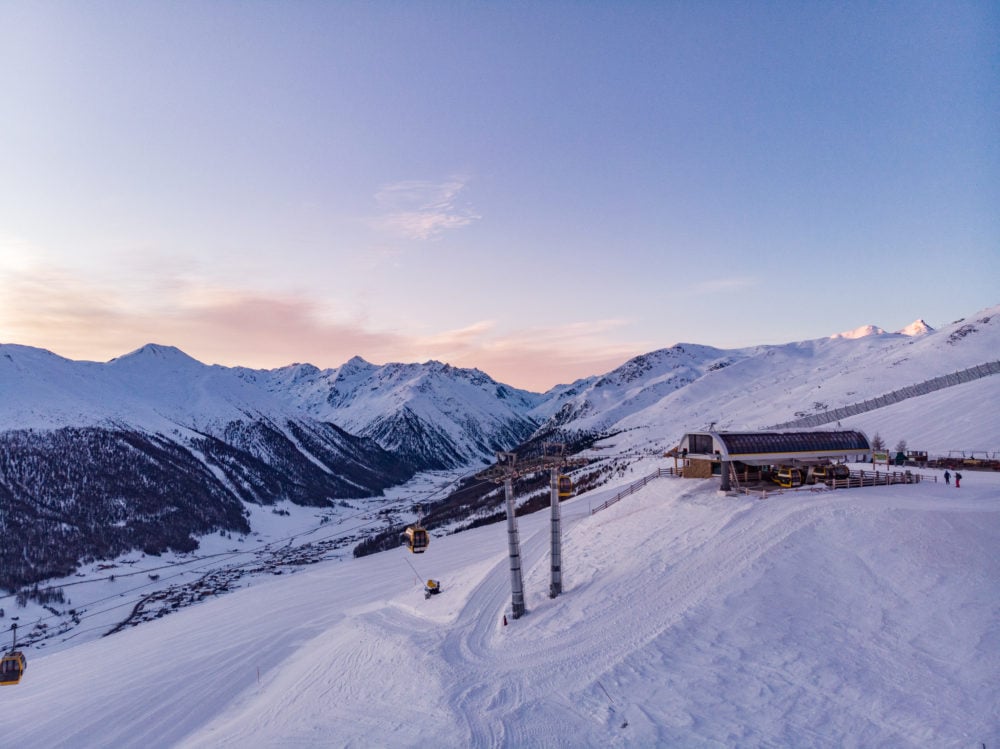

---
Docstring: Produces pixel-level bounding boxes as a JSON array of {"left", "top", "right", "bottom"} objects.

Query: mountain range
[{"left": 1, "top": 305, "right": 997, "bottom": 590}]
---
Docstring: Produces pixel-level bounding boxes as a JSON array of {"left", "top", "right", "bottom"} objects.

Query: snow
[
  {"left": 1, "top": 468, "right": 998, "bottom": 747},
  {"left": 829, "top": 317, "right": 932, "bottom": 339},
  {"left": 0, "top": 342, "right": 293, "bottom": 432},
  {"left": 1, "top": 303, "right": 999, "bottom": 747},
  {"left": 534, "top": 304, "right": 1000, "bottom": 441},
  {"left": 831, "top": 324, "right": 888, "bottom": 339},
  {"left": 896, "top": 319, "right": 934, "bottom": 336}
]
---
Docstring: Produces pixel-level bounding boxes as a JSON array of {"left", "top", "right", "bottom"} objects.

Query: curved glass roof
[{"left": 717, "top": 430, "right": 870, "bottom": 456}]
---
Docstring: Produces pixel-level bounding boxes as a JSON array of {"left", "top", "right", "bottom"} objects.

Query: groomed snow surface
[{"left": 2, "top": 468, "right": 997, "bottom": 748}]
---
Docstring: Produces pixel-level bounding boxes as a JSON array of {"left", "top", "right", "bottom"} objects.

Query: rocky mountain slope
[{"left": 244, "top": 356, "right": 543, "bottom": 470}]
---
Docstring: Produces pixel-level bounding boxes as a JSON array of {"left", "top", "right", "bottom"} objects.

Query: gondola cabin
[
  {"left": 1, "top": 624, "right": 25, "bottom": 686},
  {"left": 404, "top": 524, "right": 429, "bottom": 554},
  {"left": 771, "top": 466, "right": 803, "bottom": 488},
  {"left": 557, "top": 475, "right": 573, "bottom": 499},
  {"left": 0, "top": 651, "right": 25, "bottom": 686}
]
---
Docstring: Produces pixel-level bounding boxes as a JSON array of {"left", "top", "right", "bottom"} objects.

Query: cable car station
[{"left": 672, "top": 430, "right": 872, "bottom": 491}]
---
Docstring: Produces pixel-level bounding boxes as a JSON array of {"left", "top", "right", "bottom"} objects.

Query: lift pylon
[
  {"left": 477, "top": 445, "right": 588, "bottom": 613},
  {"left": 491, "top": 452, "right": 527, "bottom": 618},
  {"left": 549, "top": 466, "right": 563, "bottom": 597}
]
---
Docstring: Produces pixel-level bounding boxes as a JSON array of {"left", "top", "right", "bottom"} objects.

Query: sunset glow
[{"left": 1, "top": 2, "right": 996, "bottom": 390}]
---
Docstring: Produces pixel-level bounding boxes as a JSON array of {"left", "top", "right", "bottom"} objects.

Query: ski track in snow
[{"left": 442, "top": 487, "right": 842, "bottom": 746}]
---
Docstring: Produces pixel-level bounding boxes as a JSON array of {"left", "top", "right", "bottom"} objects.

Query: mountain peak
[
  {"left": 111, "top": 343, "right": 198, "bottom": 362},
  {"left": 896, "top": 319, "right": 934, "bottom": 336},
  {"left": 830, "top": 324, "right": 887, "bottom": 340},
  {"left": 343, "top": 355, "right": 374, "bottom": 368},
  {"left": 107, "top": 345, "right": 206, "bottom": 378}
]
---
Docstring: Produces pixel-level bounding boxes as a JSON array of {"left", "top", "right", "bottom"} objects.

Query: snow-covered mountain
[
  {"left": 540, "top": 306, "right": 999, "bottom": 453},
  {"left": 1, "top": 304, "right": 998, "bottom": 591},
  {"left": 0, "top": 345, "right": 416, "bottom": 589},
  {"left": 244, "top": 356, "right": 543, "bottom": 470},
  {"left": 896, "top": 318, "right": 934, "bottom": 336},
  {"left": 532, "top": 342, "right": 741, "bottom": 431},
  {"left": 831, "top": 323, "right": 888, "bottom": 339},
  {"left": 0, "top": 346, "right": 544, "bottom": 589},
  {"left": 830, "top": 317, "right": 934, "bottom": 339}
]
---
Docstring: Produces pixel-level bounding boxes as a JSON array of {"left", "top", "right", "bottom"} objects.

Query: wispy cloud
[{"left": 375, "top": 178, "right": 481, "bottom": 240}]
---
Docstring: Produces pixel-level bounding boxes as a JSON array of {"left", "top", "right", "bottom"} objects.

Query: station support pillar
[{"left": 720, "top": 461, "right": 732, "bottom": 491}]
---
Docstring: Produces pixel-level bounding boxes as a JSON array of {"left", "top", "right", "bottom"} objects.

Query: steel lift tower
[
  {"left": 486, "top": 451, "right": 527, "bottom": 618},
  {"left": 548, "top": 466, "right": 563, "bottom": 598},
  {"left": 542, "top": 443, "right": 588, "bottom": 598},
  {"left": 478, "top": 447, "right": 588, "bottom": 618}
]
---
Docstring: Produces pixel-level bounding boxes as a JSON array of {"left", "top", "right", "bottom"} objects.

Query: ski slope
[{"left": 2, "top": 466, "right": 997, "bottom": 748}]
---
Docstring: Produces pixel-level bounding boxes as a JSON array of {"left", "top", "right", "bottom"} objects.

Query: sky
[{"left": 1, "top": 1, "right": 998, "bottom": 391}]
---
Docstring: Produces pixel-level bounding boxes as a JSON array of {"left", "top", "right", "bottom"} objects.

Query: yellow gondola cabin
[
  {"left": 1, "top": 624, "right": 26, "bottom": 686},
  {"left": 404, "top": 524, "right": 429, "bottom": 553},
  {"left": 557, "top": 475, "right": 573, "bottom": 499}
]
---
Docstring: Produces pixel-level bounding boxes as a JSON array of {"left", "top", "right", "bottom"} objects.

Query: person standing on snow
[
  {"left": 944, "top": 470, "right": 951, "bottom": 485},
  {"left": 955, "top": 472, "right": 962, "bottom": 488}
]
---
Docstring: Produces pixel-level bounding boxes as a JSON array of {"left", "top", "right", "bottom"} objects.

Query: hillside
[
  {"left": 541, "top": 306, "right": 1000, "bottom": 448},
  {"left": 0, "top": 347, "right": 531, "bottom": 588},
  {"left": 0, "top": 341, "right": 416, "bottom": 590},
  {"left": 0, "top": 467, "right": 996, "bottom": 747}
]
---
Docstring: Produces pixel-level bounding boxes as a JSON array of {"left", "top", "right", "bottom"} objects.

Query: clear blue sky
[{"left": 1, "top": 1, "right": 997, "bottom": 390}]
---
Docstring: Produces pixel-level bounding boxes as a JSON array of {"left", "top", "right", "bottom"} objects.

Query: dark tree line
[{"left": 0, "top": 419, "right": 419, "bottom": 591}]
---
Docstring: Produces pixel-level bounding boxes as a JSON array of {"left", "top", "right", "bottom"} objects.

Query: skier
[
  {"left": 944, "top": 470, "right": 950, "bottom": 485},
  {"left": 955, "top": 472, "right": 962, "bottom": 488}
]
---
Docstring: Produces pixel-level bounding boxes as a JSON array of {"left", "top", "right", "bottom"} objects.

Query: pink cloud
[
  {"left": 0, "top": 270, "right": 399, "bottom": 368},
  {"left": 0, "top": 270, "right": 645, "bottom": 391},
  {"left": 408, "top": 320, "right": 645, "bottom": 390}
]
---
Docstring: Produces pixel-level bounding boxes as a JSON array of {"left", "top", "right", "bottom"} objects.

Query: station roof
[{"left": 678, "top": 430, "right": 871, "bottom": 465}]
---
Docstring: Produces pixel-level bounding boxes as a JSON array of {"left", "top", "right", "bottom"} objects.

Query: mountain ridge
[{"left": 830, "top": 317, "right": 935, "bottom": 339}]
